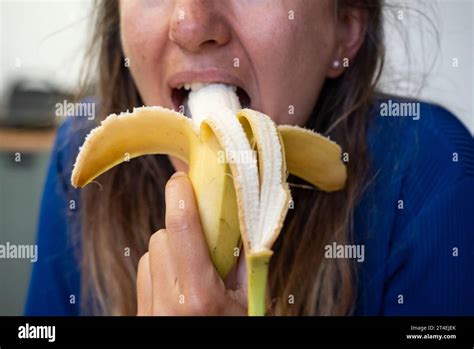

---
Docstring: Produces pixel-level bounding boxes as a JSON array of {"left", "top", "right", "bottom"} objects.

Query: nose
[{"left": 169, "top": 0, "right": 231, "bottom": 52}]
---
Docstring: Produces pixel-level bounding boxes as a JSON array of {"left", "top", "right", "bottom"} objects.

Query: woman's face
[{"left": 119, "top": 0, "right": 355, "bottom": 127}]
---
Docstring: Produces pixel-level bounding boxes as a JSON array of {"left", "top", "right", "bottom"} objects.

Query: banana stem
[{"left": 246, "top": 250, "right": 273, "bottom": 316}]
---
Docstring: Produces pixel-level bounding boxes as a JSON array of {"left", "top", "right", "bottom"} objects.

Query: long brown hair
[{"left": 78, "top": 0, "right": 385, "bottom": 315}]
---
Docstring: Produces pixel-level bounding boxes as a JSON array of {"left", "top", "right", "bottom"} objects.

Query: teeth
[
  {"left": 182, "top": 82, "right": 210, "bottom": 92},
  {"left": 179, "top": 82, "right": 237, "bottom": 93},
  {"left": 191, "top": 82, "right": 207, "bottom": 91}
]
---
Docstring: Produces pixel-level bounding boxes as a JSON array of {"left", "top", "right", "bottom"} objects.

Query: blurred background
[{"left": 0, "top": 0, "right": 473, "bottom": 315}]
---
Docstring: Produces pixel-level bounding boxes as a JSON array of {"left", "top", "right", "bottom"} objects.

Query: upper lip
[{"left": 167, "top": 69, "right": 247, "bottom": 91}]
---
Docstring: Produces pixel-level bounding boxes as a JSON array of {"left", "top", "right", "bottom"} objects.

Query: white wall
[
  {"left": 1, "top": 0, "right": 473, "bottom": 132},
  {"left": 0, "top": 0, "right": 94, "bottom": 102},
  {"left": 380, "top": 0, "right": 473, "bottom": 133}
]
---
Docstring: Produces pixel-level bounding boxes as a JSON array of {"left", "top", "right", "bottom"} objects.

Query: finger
[
  {"left": 165, "top": 172, "right": 218, "bottom": 292},
  {"left": 136, "top": 252, "right": 152, "bottom": 315}
]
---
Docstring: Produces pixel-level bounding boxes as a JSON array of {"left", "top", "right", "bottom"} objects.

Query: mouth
[{"left": 171, "top": 83, "right": 251, "bottom": 113}]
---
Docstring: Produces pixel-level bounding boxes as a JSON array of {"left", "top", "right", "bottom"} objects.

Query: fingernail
[{"left": 171, "top": 171, "right": 186, "bottom": 179}]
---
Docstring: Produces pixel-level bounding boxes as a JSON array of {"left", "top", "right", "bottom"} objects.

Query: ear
[{"left": 327, "top": 5, "right": 368, "bottom": 78}]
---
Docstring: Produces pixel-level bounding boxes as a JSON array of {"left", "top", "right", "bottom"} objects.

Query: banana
[
  {"left": 71, "top": 83, "right": 347, "bottom": 315},
  {"left": 71, "top": 105, "right": 241, "bottom": 278}
]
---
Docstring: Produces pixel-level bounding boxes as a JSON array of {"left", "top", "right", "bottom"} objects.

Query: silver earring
[{"left": 332, "top": 60, "right": 341, "bottom": 69}]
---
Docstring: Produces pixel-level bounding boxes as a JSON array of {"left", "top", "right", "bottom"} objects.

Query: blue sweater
[{"left": 25, "top": 100, "right": 474, "bottom": 315}]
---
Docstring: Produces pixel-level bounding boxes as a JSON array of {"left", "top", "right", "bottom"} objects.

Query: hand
[{"left": 137, "top": 171, "right": 247, "bottom": 315}]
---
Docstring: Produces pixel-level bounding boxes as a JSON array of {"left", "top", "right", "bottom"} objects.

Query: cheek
[
  {"left": 241, "top": 3, "right": 336, "bottom": 126},
  {"left": 120, "top": 2, "right": 169, "bottom": 104}
]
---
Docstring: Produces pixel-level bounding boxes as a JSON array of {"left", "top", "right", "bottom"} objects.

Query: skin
[{"left": 120, "top": 0, "right": 367, "bottom": 315}]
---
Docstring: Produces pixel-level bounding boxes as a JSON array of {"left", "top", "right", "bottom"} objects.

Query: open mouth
[{"left": 172, "top": 84, "right": 251, "bottom": 113}]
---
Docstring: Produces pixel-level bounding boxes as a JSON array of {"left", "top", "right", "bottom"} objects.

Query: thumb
[
  {"left": 164, "top": 172, "right": 215, "bottom": 281},
  {"left": 165, "top": 172, "right": 248, "bottom": 315}
]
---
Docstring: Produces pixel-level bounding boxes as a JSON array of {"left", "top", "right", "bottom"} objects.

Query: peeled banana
[{"left": 71, "top": 83, "right": 346, "bottom": 316}]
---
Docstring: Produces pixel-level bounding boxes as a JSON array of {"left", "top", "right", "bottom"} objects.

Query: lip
[
  {"left": 166, "top": 68, "right": 251, "bottom": 110},
  {"left": 168, "top": 69, "right": 246, "bottom": 90}
]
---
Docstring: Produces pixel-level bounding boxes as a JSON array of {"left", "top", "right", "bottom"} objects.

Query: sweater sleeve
[{"left": 24, "top": 118, "right": 81, "bottom": 316}]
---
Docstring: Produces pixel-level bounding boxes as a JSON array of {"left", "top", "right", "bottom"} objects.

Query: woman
[{"left": 26, "top": 0, "right": 473, "bottom": 316}]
